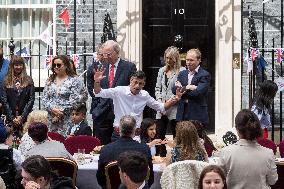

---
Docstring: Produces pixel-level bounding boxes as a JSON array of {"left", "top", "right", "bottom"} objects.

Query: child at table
[
  {"left": 140, "top": 118, "right": 167, "bottom": 157},
  {"left": 66, "top": 103, "right": 92, "bottom": 137}
]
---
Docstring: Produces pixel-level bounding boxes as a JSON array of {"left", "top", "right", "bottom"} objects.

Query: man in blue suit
[
  {"left": 87, "top": 40, "right": 136, "bottom": 144},
  {"left": 173, "top": 48, "right": 211, "bottom": 126},
  {"left": 0, "top": 48, "right": 10, "bottom": 113}
]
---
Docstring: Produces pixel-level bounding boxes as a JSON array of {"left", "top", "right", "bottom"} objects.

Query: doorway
[{"left": 142, "top": 0, "right": 215, "bottom": 131}]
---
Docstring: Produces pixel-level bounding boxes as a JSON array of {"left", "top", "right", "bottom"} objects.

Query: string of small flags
[{"left": 244, "top": 47, "right": 284, "bottom": 92}]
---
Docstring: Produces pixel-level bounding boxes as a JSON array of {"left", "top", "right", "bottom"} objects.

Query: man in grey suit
[{"left": 89, "top": 40, "right": 137, "bottom": 145}]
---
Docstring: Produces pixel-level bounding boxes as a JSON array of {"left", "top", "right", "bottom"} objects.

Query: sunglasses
[{"left": 53, "top": 63, "right": 63, "bottom": 68}]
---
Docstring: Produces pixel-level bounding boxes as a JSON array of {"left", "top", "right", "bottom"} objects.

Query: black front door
[{"left": 142, "top": 0, "right": 215, "bottom": 131}]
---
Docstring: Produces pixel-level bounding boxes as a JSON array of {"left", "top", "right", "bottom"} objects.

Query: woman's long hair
[
  {"left": 164, "top": 46, "right": 181, "bottom": 74},
  {"left": 253, "top": 80, "right": 278, "bottom": 112},
  {"left": 4, "top": 55, "right": 33, "bottom": 88},
  {"left": 140, "top": 118, "right": 156, "bottom": 143},
  {"left": 47, "top": 55, "right": 76, "bottom": 83},
  {"left": 175, "top": 121, "right": 206, "bottom": 160}
]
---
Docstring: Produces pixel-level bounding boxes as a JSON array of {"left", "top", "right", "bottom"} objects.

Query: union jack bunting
[
  {"left": 244, "top": 49, "right": 253, "bottom": 73},
  {"left": 70, "top": 54, "right": 80, "bottom": 69},
  {"left": 44, "top": 55, "right": 53, "bottom": 69},
  {"left": 250, "top": 48, "right": 259, "bottom": 61},
  {"left": 275, "top": 48, "right": 284, "bottom": 63}
]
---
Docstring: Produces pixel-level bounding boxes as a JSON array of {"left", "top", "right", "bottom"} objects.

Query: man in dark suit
[
  {"left": 96, "top": 115, "right": 153, "bottom": 189},
  {"left": 173, "top": 48, "right": 211, "bottom": 126},
  {"left": 87, "top": 40, "right": 136, "bottom": 144},
  {"left": 118, "top": 151, "right": 150, "bottom": 189}
]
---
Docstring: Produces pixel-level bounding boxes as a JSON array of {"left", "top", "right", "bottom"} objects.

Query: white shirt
[
  {"left": 137, "top": 181, "right": 146, "bottom": 189},
  {"left": 94, "top": 86, "right": 165, "bottom": 128},
  {"left": 188, "top": 65, "right": 200, "bottom": 85}
]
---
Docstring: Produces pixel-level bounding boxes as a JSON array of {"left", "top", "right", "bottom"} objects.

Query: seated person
[
  {"left": 21, "top": 155, "right": 75, "bottom": 189},
  {"left": 140, "top": 118, "right": 167, "bottom": 157},
  {"left": 0, "top": 125, "right": 23, "bottom": 169},
  {"left": 96, "top": 115, "right": 154, "bottom": 189},
  {"left": 18, "top": 110, "right": 48, "bottom": 158},
  {"left": 26, "top": 122, "right": 73, "bottom": 160},
  {"left": 191, "top": 120, "right": 217, "bottom": 157},
  {"left": 118, "top": 151, "right": 149, "bottom": 189},
  {"left": 66, "top": 103, "right": 92, "bottom": 137},
  {"left": 167, "top": 121, "right": 208, "bottom": 164}
]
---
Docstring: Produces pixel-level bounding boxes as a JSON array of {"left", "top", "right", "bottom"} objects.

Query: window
[{"left": 0, "top": 0, "right": 56, "bottom": 87}]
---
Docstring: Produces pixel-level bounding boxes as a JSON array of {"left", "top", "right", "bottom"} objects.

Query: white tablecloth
[{"left": 76, "top": 155, "right": 163, "bottom": 189}]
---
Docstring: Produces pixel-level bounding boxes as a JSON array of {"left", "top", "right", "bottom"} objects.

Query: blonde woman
[
  {"left": 167, "top": 121, "right": 208, "bottom": 164},
  {"left": 155, "top": 46, "right": 185, "bottom": 156},
  {"left": 18, "top": 110, "right": 48, "bottom": 157}
]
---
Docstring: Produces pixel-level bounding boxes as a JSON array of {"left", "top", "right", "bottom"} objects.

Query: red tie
[{"left": 108, "top": 64, "right": 115, "bottom": 87}]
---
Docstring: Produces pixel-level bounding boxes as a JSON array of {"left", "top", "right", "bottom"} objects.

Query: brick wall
[
  {"left": 55, "top": 0, "right": 117, "bottom": 69},
  {"left": 242, "top": 0, "right": 283, "bottom": 122}
]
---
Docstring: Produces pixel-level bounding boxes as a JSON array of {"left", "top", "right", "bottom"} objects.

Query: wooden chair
[
  {"left": 161, "top": 160, "right": 209, "bottom": 189},
  {"left": 271, "top": 162, "right": 284, "bottom": 189},
  {"left": 105, "top": 161, "right": 120, "bottom": 189},
  {"left": 64, "top": 135, "right": 101, "bottom": 155},
  {"left": 46, "top": 157, "right": 78, "bottom": 186}
]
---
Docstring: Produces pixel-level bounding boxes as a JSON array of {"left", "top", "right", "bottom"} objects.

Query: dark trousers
[
  {"left": 156, "top": 115, "right": 177, "bottom": 157},
  {"left": 93, "top": 120, "right": 114, "bottom": 145}
]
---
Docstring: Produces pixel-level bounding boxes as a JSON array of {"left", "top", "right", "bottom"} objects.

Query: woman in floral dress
[{"left": 42, "top": 55, "right": 87, "bottom": 136}]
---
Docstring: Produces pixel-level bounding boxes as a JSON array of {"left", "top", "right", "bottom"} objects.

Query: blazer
[
  {"left": 1, "top": 81, "right": 35, "bottom": 122},
  {"left": 219, "top": 139, "right": 278, "bottom": 189},
  {"left": 172, "top": 67, "right": 210, "bottom": 123},
  {"left": 155, "top": 66, "right": 185, "bottom": 120},
  {"left": 0, "top": 58, "right": 10, "bottom": 98},
  {"left": 66, "top": 120, "right": 92, "bottom": 136},
  {"left": 26, "top": 140, "right": 74, "bottom": 160},
  {"left": 96, "top": 137, "right": 154, "bottom": 188},
  {"left": 89, "top": 59, "right": 136, "bottom": 124}
]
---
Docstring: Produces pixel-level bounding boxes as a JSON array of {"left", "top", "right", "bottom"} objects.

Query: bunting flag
[
  {"left": 275, "top": 77, "right": 284, "bottom": 92},
  {"left": 44, "top": 55, "right": 53, "bottom": 69},
  {"left": 244, "top": 49, "right": 253, "bottom": 73},
  {"left": 16, "top": 47, "right": 30, "bottom": 63},
  {"left": 39, "top": 26, "right": 52, "bottom": 46},
  {"left": 101, "top": 13, "right": 116, "bottom": 43},
  {"left": 257, "top": 55, "right": 267, "bottom": 73},
  {"left": 70, "top": 54, "right": 80, "bottom": 69},
  {"left": 250, "top": 48, "right": 259, "bottom": 61},
  {"left": 59, "top": 8, "right": 70, "bottom": 29},
  {"left": 275, "top": 48, "right": 284, "bottom": 63}
]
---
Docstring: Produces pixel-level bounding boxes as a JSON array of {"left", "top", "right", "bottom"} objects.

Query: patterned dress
[
  {"left": 42, "top": 76, "right": 87, "bottom": 136},
  {"left": 171, "top": 146, "right": 206, "bottom": 163}
]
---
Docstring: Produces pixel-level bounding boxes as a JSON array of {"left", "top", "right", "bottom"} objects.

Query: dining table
[{"left": 75, "top": 154, "right": 164, "bottom": 189}]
